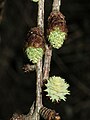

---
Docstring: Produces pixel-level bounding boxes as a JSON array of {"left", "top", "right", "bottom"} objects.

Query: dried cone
[
  {"left": 47, "top": 11, "right": 68, "bottom": 49},
  {"left": 39, "top": 106, "right": 61, "bottom": 120},
  {"left": 25, "top": 27, "right": 45, "bottom": 63}
]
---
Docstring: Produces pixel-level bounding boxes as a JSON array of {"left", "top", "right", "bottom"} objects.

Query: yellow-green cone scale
[
  {"left": 26, "top": 47, "right": 44, "bottom": 63},
  {"left": 48, "top": 27, "right": 66, "bottom": 49}
]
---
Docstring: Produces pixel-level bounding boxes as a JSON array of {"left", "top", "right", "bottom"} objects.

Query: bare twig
[
  {"left": 37, "top": 0, "right": 44, "bottom": 31},
  {"left": 35, "top": 0, "right": 45, "bottom": 119},
  {"left": 43, "top": 0, "right": 61, "bottom": 84},
  {"left": 27, "top": 102, "right": 35, "bottom": 116},
  {"left": 43, "top": 45, "right": 52, "bottom": 82},
  {"left": 35, "top": 60, "right": 43, "bottom": 120}
]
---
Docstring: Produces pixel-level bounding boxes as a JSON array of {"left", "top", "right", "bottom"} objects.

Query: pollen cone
[{"left": 45, "top": 76, "right": 70, "bottom": 102}]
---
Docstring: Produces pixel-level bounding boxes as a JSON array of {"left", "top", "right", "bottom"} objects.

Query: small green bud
[
  {"left": 48, "top": 27, "right": 66, "bottom": 49},
  {"left": 25, "top": 47, "right": 44, "bottom": 64},
  {"left": 45, "top": 76, "right": 70, "bottom": 102}
]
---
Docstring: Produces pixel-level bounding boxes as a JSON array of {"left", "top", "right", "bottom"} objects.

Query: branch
[
  {"left": 35, "top": 60, "right": 43, "bottom": 120},
  {"left": 43, "top": 45, "right": 52, "bottom": 83},
  {"left": 35, "top": 0, "right": 45, "bottom": 119},
  {"left": 37, "top": 0, "right": 44, "bottom": 30},
  {"left": 43, "top": 0, "right": 61, "bottom": 84}
]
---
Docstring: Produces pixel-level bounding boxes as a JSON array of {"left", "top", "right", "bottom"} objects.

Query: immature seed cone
[
  {"left": 47, "top": 11, "right": 68, "bottom": 49},
  {"left": 39, "top": 106, "right": 61, "bottom": 120},
  {"left": 25, "top": 27, "right": 45, "bottom": 63},
  {"left": 45, "top": 76, "right": 70, "bottom": 102}
]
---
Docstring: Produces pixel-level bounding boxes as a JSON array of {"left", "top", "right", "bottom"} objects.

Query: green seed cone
[
  {"left": 47, "top": 11, "right": 68, "bottom": 49},
  {"left": 25, "top": 27, "right": 45, "bottom": 63},
  {"left": 48, "top": 27, "right": 66, "bottom": 49},
  {"left": 26, "top": 47, "right": 44, "bottom": 64}
]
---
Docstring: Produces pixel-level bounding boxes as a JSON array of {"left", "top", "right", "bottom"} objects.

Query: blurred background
[{"left": 0, "top": 0, "right": 90, "bottom": 120}]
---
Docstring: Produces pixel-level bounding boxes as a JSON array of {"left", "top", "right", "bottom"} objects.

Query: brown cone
[
  {"left": 25, "top": 27, "right": 45, "bottom": 49},
  {"left": 47, "top": 11, "right": 68, "bottom": 35}
]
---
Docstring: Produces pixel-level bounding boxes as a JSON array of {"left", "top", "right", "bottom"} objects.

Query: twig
[
  {"left": 43, "top": 0, "right": 61, "bottom": 84},
  {"left": 35, "top": 0, "right": 44, "bottom": 119},
  {"left": 37, "top": 0, "right": 44, "bottom": 31},
  {"left": 35, "top": 60, "right": 43, "bottom": 120},
  {"left": 43, "top": 45, "right": 52, "bottom": 82}
]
